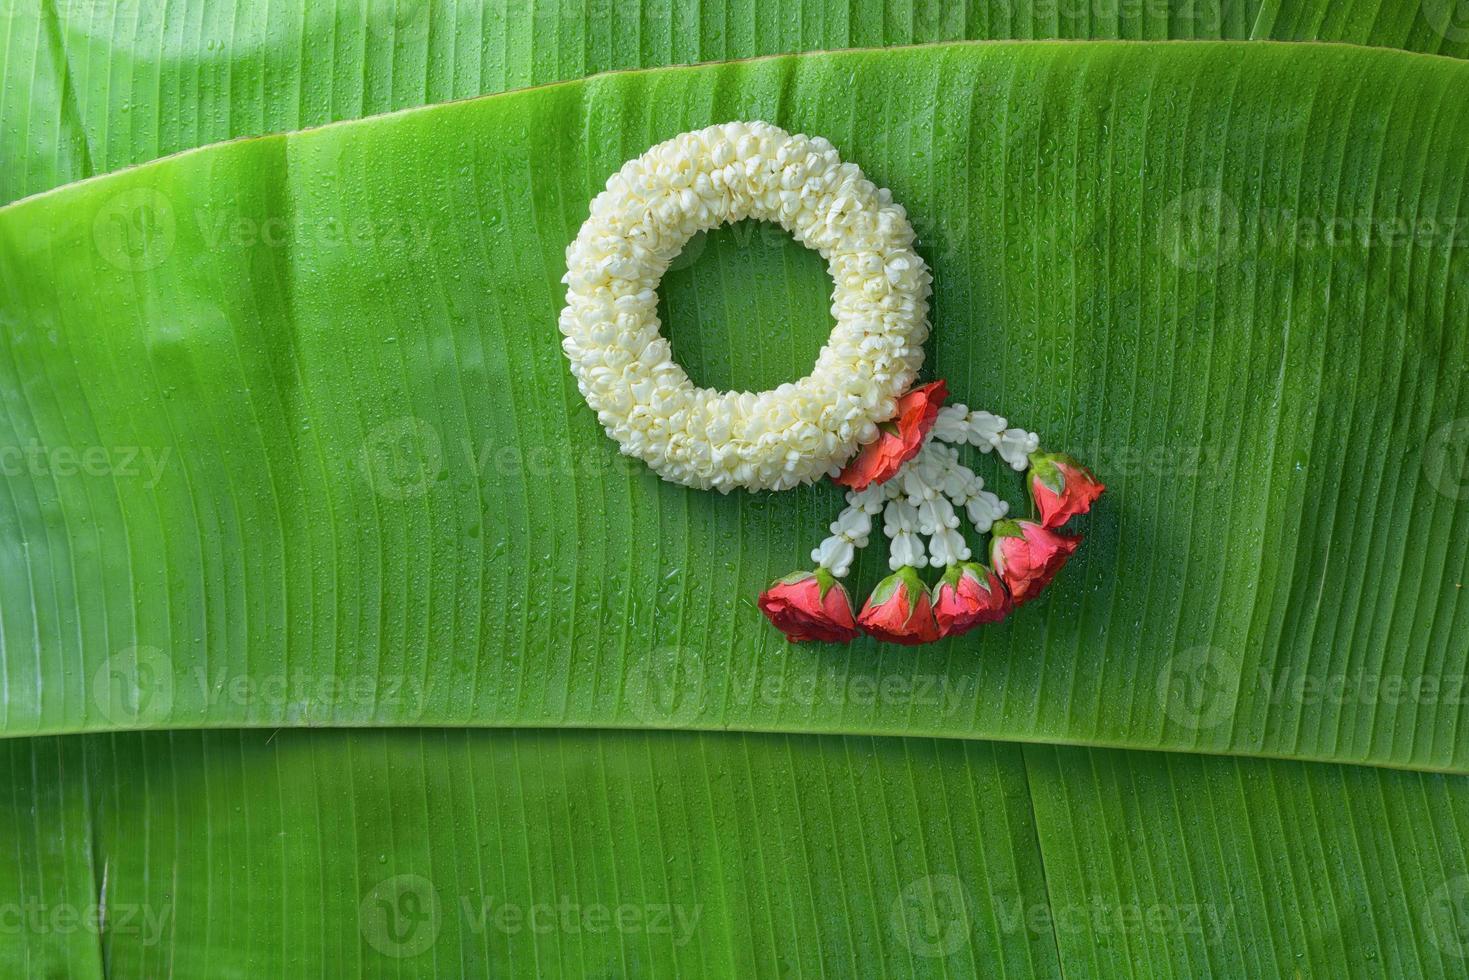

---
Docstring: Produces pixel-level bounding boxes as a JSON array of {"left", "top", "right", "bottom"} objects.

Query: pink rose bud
[
  {"left": 834, "top": 380, "right": 948, "bottom": 491},
  {"left": 857, "top": 566, "right": 942, "bottom": 645},
  {"left": 757, "top": 569, "right": 861, "bottom": 643},
  {"left": 932, "top": 562, "right": 1012, "bottom": 637},
  {"left": 1028, "top": 451, "right": 1105, "bottom": 528},
  {"left": 990, "top": 520, "right": 1081, "bottom": 605}
]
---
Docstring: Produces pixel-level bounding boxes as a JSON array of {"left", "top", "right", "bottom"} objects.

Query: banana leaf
[
  {"left": 5, "top": 729, "right": 1469, "bottom": 976},
  {"left": 1255, "top": 0, "right": 1469, "bottom": 57},
  {"left": 9, "top": 0, "right": 1468, "bottom": 208},
  {"left": 1, "top": 7, "right": 1468, "bottom": 978},
  {"left": 2, "top": 41, "right": 1465, "bottom": 768}
]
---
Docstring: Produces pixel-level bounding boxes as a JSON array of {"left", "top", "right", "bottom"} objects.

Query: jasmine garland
[{"left": 558, "top": 123, "right": 1103, "bottom": 646}]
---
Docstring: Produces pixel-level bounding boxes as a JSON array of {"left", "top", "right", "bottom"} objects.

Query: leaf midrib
[{"left": 9, "top": 720, "right": 1463, "bottom": 779}]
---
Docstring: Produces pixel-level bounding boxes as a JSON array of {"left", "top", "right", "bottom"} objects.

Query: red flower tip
[
  {"left": 833, "top": 380, "right": 949, "bottom": 491},
  {"left": 990, "top": 520, "right": 1082, "bottom": 605},
  {"left": 857, "top": 566, "right": 942, "bottom": 645},
  {"left": 1028, "top": 451, "right": 1105, "bottom": 528},
  {"left": 932, "top": 562, "right": 1012, "bottom": 637},
  {"left": 758, "top": 569, "right": 860, "bottom": 644}
]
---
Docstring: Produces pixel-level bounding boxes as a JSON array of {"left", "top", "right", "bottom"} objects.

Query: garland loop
[{"left": 560, "top": 121, "right": 931, "bottom": 492}]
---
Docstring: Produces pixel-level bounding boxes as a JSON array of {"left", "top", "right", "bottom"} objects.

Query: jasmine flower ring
[{"left": 560, "top": 121, "right": 932, "bottom": 493}]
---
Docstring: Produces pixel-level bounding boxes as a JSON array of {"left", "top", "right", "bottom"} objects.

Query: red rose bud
[
  {"left": 1028, "top": 451, "right": 1105, "bottom": 528},
  {"left": 990, "top": 520, "right": 1081, "bottom": 605},
  {"left": 857, "top": 566, "right": 942, "bottom": 645},
  {"left": 834, "top": 380, "right": 948, "bottom": 491},
  {"left": 758, "top": 569, "right": 860, "bottom": 644},
  {"left": 932, "top": 562, "right": 1012, "bottom": 637}
]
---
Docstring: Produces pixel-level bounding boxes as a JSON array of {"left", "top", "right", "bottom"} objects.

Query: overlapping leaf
[
  {"left": 5, "top": 729, "right": 1468, "bottom": 977},
  {"left": 12, "top": 0, "right": 1469, "bottom": 208},
  {"left": 1, "top": 41, "right": 1465, "bottom": 771}
]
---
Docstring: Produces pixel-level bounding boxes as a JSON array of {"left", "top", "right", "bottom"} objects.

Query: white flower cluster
[
  {"left": 560, "top": 121, "right": 932, "bottom": 493},
  {"left": 930, "top": 405, "right": 1040, "bottom": 471},
  {"left": 811, "top": 404, "right": 1040, "bottom": 575}
]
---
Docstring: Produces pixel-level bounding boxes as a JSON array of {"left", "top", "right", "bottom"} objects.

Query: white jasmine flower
[
  {"left": 811, "top": 535, "right": 857, "bottom": 578},
  {"left": 889, "top": 531, "right": 927, "bottom": 570},
  {"left": 846, "top": 483, "right": 889, "bottom": 514},
  {"left": 932, "top": 404, "right": 972, "bottom": 443},
  {"left": 927, "top": 526, "right": 971, "bottom": 567},
  {"left": 964, "top": 492, "right": 1008, "bottom": 532},
  {"left": 996, "top": 427, "right": 1041, "bottom": 470},
  {"left": 967, "top": 411, "right": 1007, "bottom": 448},
  {"left": 829, "top": 506, "right": 872, "bottom": 541},
  {"left": 916, "top": 496, "right": 960, "bottom": 535}
]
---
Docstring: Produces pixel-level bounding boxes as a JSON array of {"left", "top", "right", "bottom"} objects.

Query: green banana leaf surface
[
  {"left": 1, "top": 2, "right": 1467, "bottom": 977},
  {"left": 8, "top": 0, "right": 1469, "bottom": 208},
  {"left": 9, "top": 729, "right": 1469, "bottom": 977}
]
